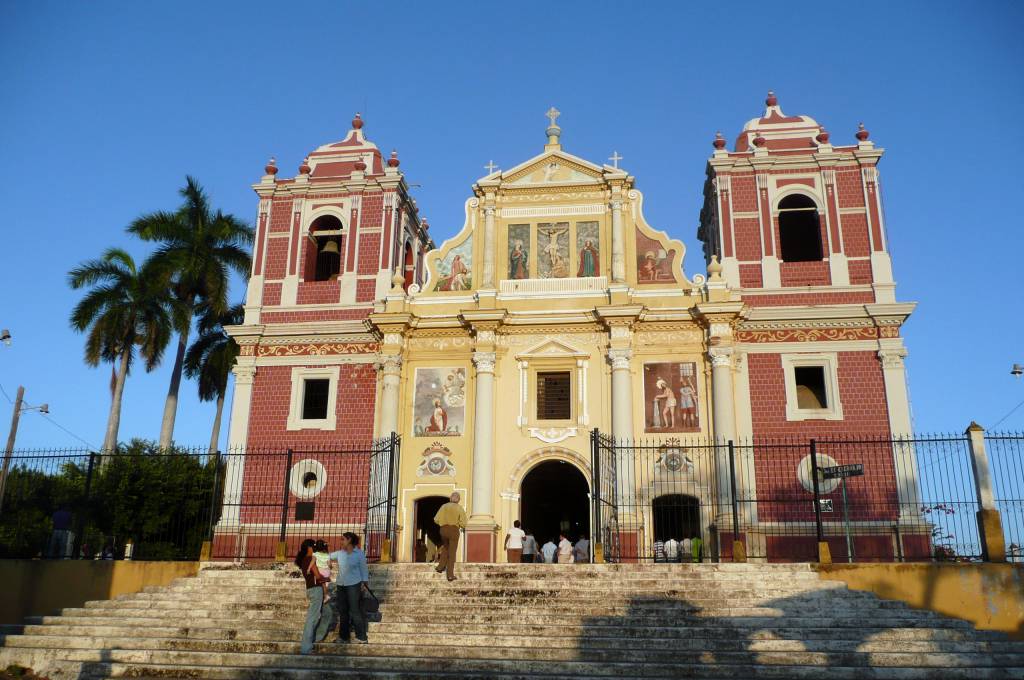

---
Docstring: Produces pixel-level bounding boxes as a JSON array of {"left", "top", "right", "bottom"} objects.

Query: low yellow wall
[
  {"left": 0, "top": 560, "right": 199, "bottom": 625},
  {"left": 816, "top": 563, "right": 1024, "bottom": 639}
]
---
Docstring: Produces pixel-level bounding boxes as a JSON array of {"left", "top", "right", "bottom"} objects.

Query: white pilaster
[
  {"left": 219, "top": 363, "right": 256, "bottom": 527},
  {"left": 470, "top": 351, "right": 497, "bottom": 519},
  {"left": 709, "top": 348, "right": 737, "bottom": 512},
  {"left": 377, "top": 356, "right": 402, "bottom": 436},
  {"left": 610, "top": 197, "right": 625, "bottom": 283},
  {"left": 608, "top": 348, "right": 635, "bottom": 506},
  {"left": 878, "top": 347, "right": 921, "bottom": 519},
  {"left": 482, "top": 204, "right": 496, "bottom": 288}
]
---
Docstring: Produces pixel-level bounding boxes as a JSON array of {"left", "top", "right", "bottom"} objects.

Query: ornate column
[
  {"left": 610, "top": 190, "right": 626, "bottom": 283},
  {"left": 482, "top": 203, "right": 496, "bottom": 288},
  {"left": 708, "top": 348, "right": 737, "bottom": 444},
  {"left": 470, "top": 350, "right": 497, "bottom": 519},
  {"left": 376, "top": 355, "right": 402, "bottom": 437},
  {"left": 608, "top": 348, "right": 634, "bottom": 440}
]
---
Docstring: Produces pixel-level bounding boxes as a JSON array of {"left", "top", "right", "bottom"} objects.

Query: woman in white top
[
  {"left": 557, "top": 532, "right": 574, "bottom": 564},
  {"left": 504, "top": 519, "right": 526, "bottom": 563}
]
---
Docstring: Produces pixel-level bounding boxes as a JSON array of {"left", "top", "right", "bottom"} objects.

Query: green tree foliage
[
  {"left": 184, "top": 302, "right": 244, "bottom": 452},
  {"left": 0, "top": 441, "right": 222, "bottom": 560}
]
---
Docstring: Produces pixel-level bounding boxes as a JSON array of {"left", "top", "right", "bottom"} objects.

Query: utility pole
[{"left": 0, "top": 385, "right": 25, "bottom": 514}]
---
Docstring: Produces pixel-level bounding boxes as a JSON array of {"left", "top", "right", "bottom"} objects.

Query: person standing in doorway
[
  {"left": 653, "top": 538, "right": 666, "bottom": 563},
  {"left": 522, "top": 529, "right": 539, "bottom": 564},
  {"left": 541, "top": 538, "right": 558, "bottom": 564},
  {"left": 573, "top": 535, "right": 590, "bottom": 564},
  {"left": 329, "top": 532, "right": 370, "bottom": 644},
  {"left": 664, "top": 537, "right": 679, "bottom": 563},
  {"left": 433, "top": 492, "right": 467, "bottom": 581},
  {"left": 557, "top": 532, "right": 574, "bottom": 564},
  {"left": 504, "top": 519, "right": 526, "bottom": 564}
]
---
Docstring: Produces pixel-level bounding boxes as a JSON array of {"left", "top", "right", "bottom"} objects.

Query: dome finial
[
  {"left": 856, "top": 122, "right": 870, "bottom": 141},
  {"left": 388, "top": 149, "right": 400, "bottom": 168},
  {"left": 298, "top": 156, "right": 311, "bottom": 175},
  {"left": 713, "top": 131, "right": 727, "bottom": 150},
  {"left": 816, "top": 128, "right": 830, "bottom": 144},
  {"left": 545, "top": 106, "right": 562, "bottom": 147},
  {"left": 766, "top": 90, "right": 778, "bottom": 107},
  {"left": 352, "top": 112, "right": 364, "bottom": 130},
  {"left": 265, "top": 156, "right": 278, "bottom": 175}
]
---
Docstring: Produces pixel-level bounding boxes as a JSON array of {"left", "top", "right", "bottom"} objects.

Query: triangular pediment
[
  {"left": 515, "top": 337, "right": 590, "bottom": 360},
  {"left": 485, "top": 150, "right": 606, "bottom": 187}
]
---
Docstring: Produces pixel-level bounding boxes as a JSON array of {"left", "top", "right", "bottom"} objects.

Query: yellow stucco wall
[
  {"left": 0, "top": 560, "right": 199, "bottom": 625},
  {"left": 816, "top": 563, "right": 1024, "bottom": 639}
]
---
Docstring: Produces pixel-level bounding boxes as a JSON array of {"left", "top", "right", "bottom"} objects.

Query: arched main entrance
[
  {"left": 412, "top": 496, "right": 447, "bottom": 563},
  {"left": 652, "top": 494, "right": 700, "bottom": 543},
  {"left": 520, "top": 460, "right": 590, "bottom": 549}
]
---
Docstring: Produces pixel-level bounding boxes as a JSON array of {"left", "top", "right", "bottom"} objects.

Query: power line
[
  {"left": 992, "top": 396, "right": 1024, "bottom": 430},
  {"left": 39, "top": 413, "right": 97, "bottom": 449}
]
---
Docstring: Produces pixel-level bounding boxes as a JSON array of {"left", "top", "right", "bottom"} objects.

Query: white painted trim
[
  {"left": 286, "top": 366, "right": 340, "bottom": 431},
  {"left": 254, "top": 355, "right": 378, "bottom": 367},
  {"left": 500, "top": 204, "right": 605, "bottom": 218},
  {"left": 781, "top": 353, "right": 844, "bottom": 421}
]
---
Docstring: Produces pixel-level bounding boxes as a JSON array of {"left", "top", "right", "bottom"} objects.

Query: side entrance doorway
[
  {"left": 652, "top": 494, "right": 701, "bottom": 544},
  {"left": 520, "top": 460, "right": 590, "bottom": 555},
  {"left": 412, "top": 495, "right": 447, "bottom": 563}
]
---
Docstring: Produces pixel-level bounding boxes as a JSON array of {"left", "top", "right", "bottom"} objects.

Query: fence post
[
  {"left": 200, "top": 451, "right": 221, "bottom": 562},
  {"left": 966, "top": 422, "right": 1006, "bottom": 562},
  {"left": 727, "top": 441, "right": 746, "bottom": 562},
  {"left": 810, "top": 439, "right": 831, "bottom": 564},
  {"left": 380, "top": 434, "right": 397, "bottom": 563},
  {"left": 276, "top": 448, "right": 293, "bottom": 563},
  {"left": 72, "top": 451, "right": 96, "bottom": 559},
  {"left": 591, "top": 429, "right": 604, "bottom": 564}
]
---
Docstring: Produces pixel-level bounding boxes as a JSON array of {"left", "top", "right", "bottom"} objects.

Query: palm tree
[
  {"left": 69, "top": 248, "right": 177, "bottom": 452},
  {"left": 128, "top": 177, "right": 254, "bottom": 449},
  {"left": 184, "top": 302, "right": 244, "bottom": 453}
]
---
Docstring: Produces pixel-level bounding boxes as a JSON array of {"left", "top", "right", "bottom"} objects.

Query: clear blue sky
[{"left": 1, "top": 1, "right": 1022, "bottom": 449}]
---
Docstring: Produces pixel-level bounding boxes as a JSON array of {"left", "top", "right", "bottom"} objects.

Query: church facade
[{"left": 219, "top": 94, "right": 917, "bottom": 563}]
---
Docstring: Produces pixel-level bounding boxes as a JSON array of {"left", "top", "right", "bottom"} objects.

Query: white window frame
[
  {"left": 781, "top": 353, "right": 843, "bottom": 421},
  {"left": 287, "top": 366, "right": 340, "bottom": 431}
]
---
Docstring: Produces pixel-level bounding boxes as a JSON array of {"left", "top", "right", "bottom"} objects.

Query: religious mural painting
[
  {"left": 508, "top": 224, "right": 530, "bottom": 280},
  {"left": 412, "top": 367, "right": 466, "bottom": 436},
  {"left": 435, "top": 237, "right": 473, "bottom": 291},
  {"left": 575, "top": 221, "right": 600, "bottom": 277},
  {"left": 643, "top": 362, "right": 699, "bottom": 432},
  {"left": 636, "top": 231, "right": 676, "bottom": 284},
  {"left": 538, "top": 222, "right": 569, "bottom": 278}
]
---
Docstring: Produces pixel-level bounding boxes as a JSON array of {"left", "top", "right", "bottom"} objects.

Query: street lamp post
[{"left": 0, "top": 385, "right": 49, "bottom": 514}]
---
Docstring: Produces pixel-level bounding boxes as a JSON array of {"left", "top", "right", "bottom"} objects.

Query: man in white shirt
[
  {"left": 664, "top": 537, "right": 679, "bottom": 563},
  {"left": 522, "top": 530, "right": 539, "bottom": 563},
  {"left": 540, "top": 539, "right": 557, "bottom": 563},
  {"left": 504, "top": 519, "right": 526, "bottom": 564},
  {"left": 681, "top": 537, "right": 692, "bottom": 563},
  {"left": 557, "top": 532, "right": 574, "bottom": 563},
  {"left": 653, "top": 539, "right": 666, "bottom": 563}
]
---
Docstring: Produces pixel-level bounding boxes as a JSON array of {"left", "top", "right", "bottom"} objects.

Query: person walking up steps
[
  {"left": 504, "top": 520, "right": 525, "bottom": 563},
  {"left": 433, "top": 492, "right": 467, "bottom": 581},
  {"left": 329, "top": 532, "right": 370, "bottom": 644},
  {"left": 522, "top": 529, "right": 539, "bottom": 563}
]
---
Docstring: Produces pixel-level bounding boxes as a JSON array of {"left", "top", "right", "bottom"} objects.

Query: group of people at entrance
[
  {"left": 653, "top": 536, "right": 704, "bottom": 563},
  {"left": 505, "top": 520, "right": 590, "bottom": 563}
]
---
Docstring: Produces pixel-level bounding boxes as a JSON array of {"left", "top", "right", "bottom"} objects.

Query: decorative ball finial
[
  {"left": 387, "top": 150, "right": 400, "bottom": 168},
  {"left": 816, "top": 128, "right": 830, "bottom": 144},
  {"left": 265, "top": 156, "right": 278, "bottom": 175},
  {"left": 752, "top": 132, "right": 767, "bottom": 148},
  {"left": 354, "top": 158, "right": 367, "bottom": 172},
  {"left": 713, "top": 131, "right": 727, "bottom": 150},
  {"left": 391, "top": 271, "right": 406, "bottom": 293},
  {"left": 856, "top": 122, "right": 870, "bottom": 141},
  {"left": 298, "top": 157, "right": 311, "bottom": 175},
  {"left": 352, "top": 112, "right": 364, "bottom": 130},
  {"left": 766, "top": 90, "right": 778, "bottom": 107}
]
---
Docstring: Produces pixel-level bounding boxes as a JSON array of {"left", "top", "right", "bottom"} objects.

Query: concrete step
[
  {"left": 4, "top": 630, "right": 1021, "bottom": 656},
  {"left": 9, "top": 646, "right": 1024, "bottom": 677}
]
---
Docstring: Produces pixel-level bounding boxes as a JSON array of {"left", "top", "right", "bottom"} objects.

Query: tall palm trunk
[
  {"left": 158, "top": 330, "right": 188, "bottom": 449},
  {"left": 103, "top": 349, "right": 131, "bottom": 453},
  {"left": 208, "top": 393, "right": 225, "bottom": 454}
]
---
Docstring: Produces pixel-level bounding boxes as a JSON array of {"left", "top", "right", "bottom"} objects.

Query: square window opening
[
  {"left": 536, "top": 371, "right": 571, "bottom": 421},
  {"left": 302, "top": 379, "right": 331, "bottom": 420},
  {"left": 794, "top": 366, "right": 828, "bottom": 410}
]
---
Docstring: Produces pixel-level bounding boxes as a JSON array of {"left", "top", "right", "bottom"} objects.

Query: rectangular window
[
  {"left": 794, "top": 366, "right": 828, "bottom": 410},
  {"left": 302, "top": 379, "right": 331, "bottom": 420},
  {"left": 536, "top": 371, "right": 571, "bottom": 420}
]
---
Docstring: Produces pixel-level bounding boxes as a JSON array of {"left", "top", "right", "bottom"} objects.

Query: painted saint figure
[
  {"left": 509, "top": 241, "right": 528, "bottom": 279},
  {"left": 678, "top": 380, "right": 697, "bottom": 428},
  {"left": 426, "top": 399, "right": 448, "bottom": 433},
  {"left": 654, "top": 378, "right": 676, "bottom": 429},
  {"left": 640, "top": 251, "right": 658, "bottom": 282},
  {"left": 577, "top": 239, "right": 599, "bottom": 277},
  {"left": 447, "top": 255, "right": 470, "bottom": 291}
]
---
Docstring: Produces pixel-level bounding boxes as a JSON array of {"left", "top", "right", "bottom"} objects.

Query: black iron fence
[
  {"left": 590, "top": 429, "right": 1024, "bottom": 563},
  {"left": 0, "top": 436, "right": 400, "bottom": 562}
]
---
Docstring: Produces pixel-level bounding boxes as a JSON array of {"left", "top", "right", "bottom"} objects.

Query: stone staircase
[{"left": 2, "top": 562, "right": 1023, "bottom": 679}]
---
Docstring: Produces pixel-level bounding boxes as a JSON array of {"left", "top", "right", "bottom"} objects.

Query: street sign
[
  {"left": 821, "top": 463, "right": 864, "bottom": 480},
  {"left": 818, "top": 499, "right": 833, "bottom": 512}
]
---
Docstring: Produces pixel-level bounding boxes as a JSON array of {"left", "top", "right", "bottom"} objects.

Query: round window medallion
[
  {"left": 796, "top": 454, "right": 840, "bottom": 494},
  {"left": 289, "top": 459, "right": 327, "bottom": 498},
  {"left": 427, "top": 456, "right": 447, "bottom": 475}
]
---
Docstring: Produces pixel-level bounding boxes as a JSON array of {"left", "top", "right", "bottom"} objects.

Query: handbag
[{"left": 361, "top": 587, "right": 382, "bottom": 622}]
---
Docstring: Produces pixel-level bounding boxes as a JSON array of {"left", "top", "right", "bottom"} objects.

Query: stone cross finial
[
  {"left": 609, "top": 151, "right": 622, "bottom": 169},
  {"left": 546, "top": 107, "right": 561, "bottom": 127},
  {"left": 484, "top": 160, "right": 498, "bottom": 174}
]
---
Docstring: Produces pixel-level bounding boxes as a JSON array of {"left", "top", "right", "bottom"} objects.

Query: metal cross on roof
[
  {"left": 609, "top": 151, "right": 623, "bottom": 169},
  {"left": 546, "top": 107, "right": 561, "bottom": 127},
  {"left": 484, "top": 160, "right": 498, "bottom": 174}
]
